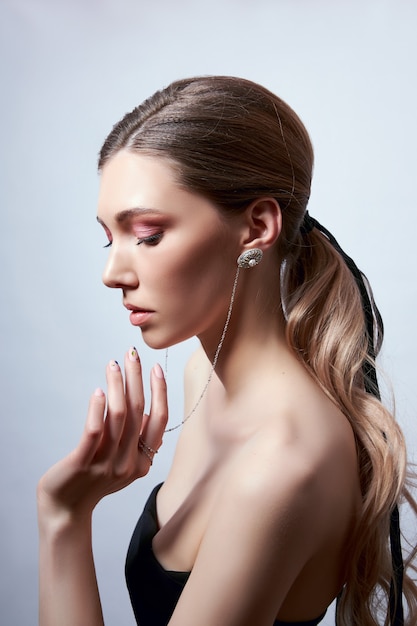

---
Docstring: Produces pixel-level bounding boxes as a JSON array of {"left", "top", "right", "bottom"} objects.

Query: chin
[
  {"left": 141, "top": 335, "right": 169, "bottom": 351},
  {"left": 141, "top": 329, "right": 194, "bottom": 351}
]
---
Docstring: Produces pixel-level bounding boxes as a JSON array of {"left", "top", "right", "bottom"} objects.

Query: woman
[{"left": 37, "top": 76, "right": 417, "bottom": 625}]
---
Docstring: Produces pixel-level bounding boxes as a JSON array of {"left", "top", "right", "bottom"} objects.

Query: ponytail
[{"left": 282, "top": 213, "right": 416, "bottom": 625}]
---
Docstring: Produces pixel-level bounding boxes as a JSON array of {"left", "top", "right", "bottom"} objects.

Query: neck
[{"left": 197, "top": 265, "right": 290, "bottom": 397}]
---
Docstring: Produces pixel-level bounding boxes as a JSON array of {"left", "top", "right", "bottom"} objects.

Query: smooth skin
[{"left": 38, "top": 152, "right": 361, "bottom": 626}]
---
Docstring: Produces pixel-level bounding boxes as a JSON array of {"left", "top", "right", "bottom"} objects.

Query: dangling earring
[
  {"left": 164, "top": 248, "right": 263, "bottom": 432},
  {"left": 237, "top": 248, "right": 263, "bottom": 268}
]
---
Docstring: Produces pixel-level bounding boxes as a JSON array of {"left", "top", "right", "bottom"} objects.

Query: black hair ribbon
[{"left": 302, "top": 211, "right": 405, "bottom": 625}]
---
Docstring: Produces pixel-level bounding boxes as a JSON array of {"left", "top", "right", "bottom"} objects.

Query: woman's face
[{"left": 97, "top": 151, "right": 241, "bottom": 350}]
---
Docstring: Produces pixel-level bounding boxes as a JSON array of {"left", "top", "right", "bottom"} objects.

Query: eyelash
[
  {"left": 103, "top": 233, "right": 163, "bottom": 248},
  {"left": 136, "top": 233, "right": 163, "bottom": 246}
]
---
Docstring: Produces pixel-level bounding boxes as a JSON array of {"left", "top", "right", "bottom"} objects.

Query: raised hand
[{"left": 37, "top": 347, "right": 168, "bottom": 521}]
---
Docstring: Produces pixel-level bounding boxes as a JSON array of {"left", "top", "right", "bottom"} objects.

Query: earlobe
[{"left": 240, "top": 198, "right": 282, "bottom": 251}]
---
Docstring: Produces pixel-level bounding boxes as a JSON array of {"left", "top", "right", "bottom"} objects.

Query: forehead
[
  {"left": 97, "top": 151, "right": 181, "bottom": 213},
  {"left": 96, "top": 150, "right": 233, "bottom": 235}
]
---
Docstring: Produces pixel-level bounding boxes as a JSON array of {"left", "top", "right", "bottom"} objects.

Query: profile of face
[{"left": 97, "top": 151, "right": 242, "bottom": 350}]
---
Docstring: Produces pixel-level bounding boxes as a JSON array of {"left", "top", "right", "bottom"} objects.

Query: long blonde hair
[
  {"left": 283, "top": 220, "right": 417, "bottom": 624},
  {"left": 99, "top": 75, "right": 417, "bottom": 624}
]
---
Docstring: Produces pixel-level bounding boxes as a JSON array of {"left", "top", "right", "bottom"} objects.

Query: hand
[{"left": 37, "top": 348, "right": 167, "bottom": 522}]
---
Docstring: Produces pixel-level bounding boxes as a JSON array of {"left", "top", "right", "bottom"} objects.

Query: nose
[{"left": 102, "top": 246, "right": 139, "bottom": 290}]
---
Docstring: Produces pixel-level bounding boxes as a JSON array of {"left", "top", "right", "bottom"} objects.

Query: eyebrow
[{"left": 96, "top": 207, "right": 163, "bottom": 226}]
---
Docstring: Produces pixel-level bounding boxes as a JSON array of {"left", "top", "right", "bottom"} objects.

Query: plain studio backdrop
[{"left": 1, "top": 1, "right": 416, "bottom": 624}]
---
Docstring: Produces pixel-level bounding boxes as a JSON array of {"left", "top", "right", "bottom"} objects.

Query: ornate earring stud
[{"left": 237, "top": 248, "right": 263, "bottom": 268}]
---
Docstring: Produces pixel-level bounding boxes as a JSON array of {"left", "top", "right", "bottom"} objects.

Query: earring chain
[{"left": 164, "top": 266, "right": 241, "bottom": 433}]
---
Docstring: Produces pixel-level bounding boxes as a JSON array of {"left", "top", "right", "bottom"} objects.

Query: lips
[{"left": 124, "top": 303, "right": 154, "bottom": 327}]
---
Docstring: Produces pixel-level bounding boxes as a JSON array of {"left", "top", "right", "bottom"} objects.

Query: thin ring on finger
[{"left": 139, "top": 436, "right": 158, "bottom": 464}]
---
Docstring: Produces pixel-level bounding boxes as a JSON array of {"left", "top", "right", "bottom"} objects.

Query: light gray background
[{"left": 1, "top": 1, "right": 416, "bottom": 624}]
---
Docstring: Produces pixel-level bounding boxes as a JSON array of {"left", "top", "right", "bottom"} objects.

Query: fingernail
[
  {"left": 153, "top": 363, "right": 164, "bottom": 379},
  {"left": 128, "top": 346, "right": 139, "bottom": 361},
  {"left": 109, "top": 360, "right": 119, "bottom": 371},
  {"left": 94, "top": 387, "right": 105, "bottom": 397}
]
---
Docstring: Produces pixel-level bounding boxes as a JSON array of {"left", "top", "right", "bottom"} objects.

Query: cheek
[
  {"left": 141, "top": 237, "right": 238, "bottom": 347},
  {"left": 170, "top": 236, "right": 235, "bottom": 291},
  {"left": 173, "top": 246, "right": 237, "bottom": 325}
]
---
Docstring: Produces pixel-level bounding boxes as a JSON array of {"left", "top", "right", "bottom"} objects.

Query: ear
[{"left": 239, "top": 198, "right": 282, "bottom": 251}]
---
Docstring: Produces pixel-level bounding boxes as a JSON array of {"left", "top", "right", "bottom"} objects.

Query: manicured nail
[
  {"left": 94, "top": 387, "right": 105, "bottom": 397},
  {"left": 109, "top": 360, "right": 119, "bottom": 370},
  {"left": 153, "top": 363, "right": 164, "bottom": 379},
  {"left": 129, "top": 346, "right": 139, "bottom": 361}
]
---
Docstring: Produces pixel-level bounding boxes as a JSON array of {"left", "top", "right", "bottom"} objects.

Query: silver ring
[{"left": 138, "top": 437, "right": 158, "bottom": 464}]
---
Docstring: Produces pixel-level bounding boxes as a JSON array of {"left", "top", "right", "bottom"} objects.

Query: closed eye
[
  {"left": 136, "top": 233, "right": 163, "bottom": 246},
  {"left": 102, "top": 233, "right": 162, "bottom": 248}
]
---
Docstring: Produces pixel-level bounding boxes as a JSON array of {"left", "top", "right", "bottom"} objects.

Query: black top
[{"left": 125, "top": 483, "right": 326, "bottom": 626}]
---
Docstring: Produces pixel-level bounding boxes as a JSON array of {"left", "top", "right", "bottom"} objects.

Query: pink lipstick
[{"left": 125, "top": 303, "right": 154, "bottom": 327}]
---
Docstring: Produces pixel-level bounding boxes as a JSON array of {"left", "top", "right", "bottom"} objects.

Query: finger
[
  {"left": 73, "top": 388, "right": 106, "bottom": 466},
  {"left": 100, "top": 360, "right": 126, "bottom": 453},
  {"left": 125, "top": 347, "right": 145, "bottom": 423},
  {"left": 118, "top": 347, "right": 145, "bottom": 455},
  {"left": 140, "top": 364, "right": 168, "bottom": 454}
]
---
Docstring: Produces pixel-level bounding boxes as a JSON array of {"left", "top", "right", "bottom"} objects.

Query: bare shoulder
[
  {"left": 224, "top": 429, "right": 333, "bottom": 529},
  {"left": 169, "top": 371, "right": 359, "bottom": 624},
  {"left": 170, "top": 422, "right": 346, "bottom": 625},
  {"left": 223, "top": 391, "right": 360, "bottom": 540}
]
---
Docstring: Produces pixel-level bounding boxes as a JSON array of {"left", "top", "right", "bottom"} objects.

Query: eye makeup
[
  {"left": 136, "top": 232, "right": 163, "bottom": 246},
  {"left": 97, "top": 207, "right": 170, "bottom": 248},
  {"left": 131, "top": 223, "right": 162, "bottom": 239}
]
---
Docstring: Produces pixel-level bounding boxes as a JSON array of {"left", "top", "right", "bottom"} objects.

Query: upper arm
[{"left": 169, "top": 442, "right": 323, "bottom": 626}]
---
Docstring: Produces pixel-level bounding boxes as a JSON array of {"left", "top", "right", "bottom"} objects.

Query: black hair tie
[
  {"left": 301, "top": 211, "right": 404, "bottom": 625},
  {"left": 300, "top": 210, "right": 316, "bottom": 235}
]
